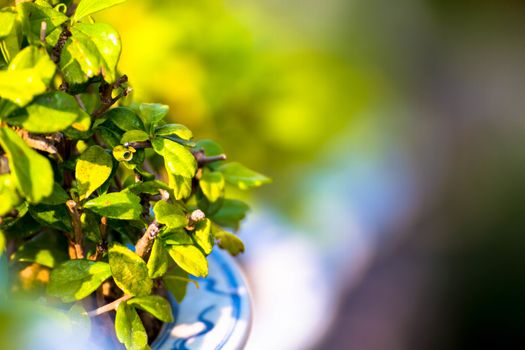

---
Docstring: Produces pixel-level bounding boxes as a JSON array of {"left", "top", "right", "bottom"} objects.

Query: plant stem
[
  {"left": 92, "top": 75, "right": 129, "bottom": 118},
  {"left": 16, "top": 129, "right": 61, "bottom": 159},
  {"left": 86, "top": 294, "right": 132, "bottom": 317},
  {"left": 135, "top": 219, "right": 159, "bottom": 258},
  {"left": 66, "top": 200, "right": 84, "bottom": 259},
  {"left": 51, "top": 27, "right": 71, "bottom": 64},
  {"left": 192, "top": 149, "right": 227, "bottom": 166},
  {"left": 40, "top": 21, "right": 47, "bottom": 43}
]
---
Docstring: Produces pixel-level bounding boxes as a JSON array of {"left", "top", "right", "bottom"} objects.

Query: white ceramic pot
[{"left": 152, "top": 249, "right": 252, "bottom": 350}]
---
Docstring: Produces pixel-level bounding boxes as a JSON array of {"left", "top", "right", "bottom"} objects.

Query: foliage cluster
[{"left": 0, "top": 0, "right": 269, "bottom": 348}]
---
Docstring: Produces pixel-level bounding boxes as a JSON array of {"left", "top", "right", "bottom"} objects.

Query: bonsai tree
[{"left": 0, "top": 0, "right": 270, "bottom": 348}]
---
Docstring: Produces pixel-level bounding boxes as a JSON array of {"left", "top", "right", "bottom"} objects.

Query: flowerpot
[{"left": 152, "top": 249, "right": 252, "bottom": 350}]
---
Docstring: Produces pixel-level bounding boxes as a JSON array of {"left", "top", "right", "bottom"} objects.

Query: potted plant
[{"left": 0, "top": 0, "right": 270, "bottom": 349}]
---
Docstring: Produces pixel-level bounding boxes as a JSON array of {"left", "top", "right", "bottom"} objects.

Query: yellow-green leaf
[
  {"left": 153, "top": 200, "right": 188, "bottom": 229},
  {"left": 84, "top": 191, "right": 142, "bottom": 220},
  {"left": 213, "top": 225, "right": 245, "bottom": 256},
  {"left": 115, "top": 301, "right": 148, "bottom": 350},
  {"left": 47, "top": 260, "right": 112, "bottom": 302},
  {"left": 155, "top": 124, "right": 193, "bottom": 140},
  {"left": 76, "top": 145, "right": 113, "bottom": 200},
  {"left": 199, "top": 169, "right": 224, "bottom": 202},
  {"left": 17, "top": 1, "right": 68, "bottom": 44},
  {"left": 7, "top": 92, "right": 82, "bottom": 133},
  {"left": 0, "top": 127, "right": 53, "bottom": 203},
  {"left": 74, "top": 0, "right": 127, "bottom": 22},
  {"left": 194, "top": 219, "right": 213, "bottom": 255},
  {"left": 152, "top": 138, "right": 196, "bottom": 178},
  {"left": 217, "top": 162, "right": 271, "bottom": 190},
  {"left": 147, "top": 238, "right": 169, "bottom": 279},
  {"left": 167, "top": 245, "right": 208, "bottom": 278},
  {"left": 0, "top": 174, "right": 20, "bottom": 216},
  {"left": 108, "top": 245, "right": 152, "bottom": 296},
  {"left": 61, "top": 23, "right": 121, "bottom": 83},
  {"left": 0, "top": 46, "right": 55, "bottom": 106},
  {"left": 128, "top": 295, "right": 173, "bottom": 323}
]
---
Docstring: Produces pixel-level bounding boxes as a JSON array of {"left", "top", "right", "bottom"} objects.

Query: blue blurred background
[{"left": 99, "top": 1, "right": 525, "bottom": 349}]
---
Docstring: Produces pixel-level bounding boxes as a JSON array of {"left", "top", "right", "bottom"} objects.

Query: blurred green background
[{"left": 98, "top": 0, "right": 525, "bottom": 349}]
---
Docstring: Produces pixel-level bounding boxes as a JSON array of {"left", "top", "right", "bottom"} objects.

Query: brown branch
[
  {"left": 192, "top": 149, "right": 227, "bottom": 167},
  {"left": 66, "top": 200, "right": 84, "bottom": 259},
  {"left": 90, "top": 216, "right": 108, "bottom": 261},
  {"left": 92, "top": 75, "right": 130, "bottom": 118},
  {"left": 51, "top": 27, "right": 72, "bottom": 64},
  {"left": 135, "top": 219, "right": 159, "bottom": 258},
  {"left": 86, "top": 294, "right": 132, "bottom": 317},
  {"left": 40, "top": 21, "right": 47, "bottom": 43},
  {"left": 123, "top": 141, "right": 151, "bottom": 149}
]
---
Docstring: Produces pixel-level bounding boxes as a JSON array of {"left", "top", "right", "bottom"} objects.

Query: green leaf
[
  {"left": 167, "top": 173, "right": 192, "bottom": 201},
  {"left": 155, "top": 124, "right": 193, "bottom": 140},
  {"left": 199, "top": 170, "right": 224, "bottom": 202},
  {"left": 0, "top": 174, "right": 20, "bottom": 216},
  {"left": 0, "top": 10, "right": 16, "bottom": 39},
  {"left": 125, "top": 180, "right": 172, "bottom": 196},
  {"left": 162, "top": 229, "right": 193, "bottom": 245},
  {"left": 121, "top": 130, "right": 149, "bottom": 144},
  {"left": 104, "top": 107, "right": 144, "bottom": 131},
  {"left": 153, "top": 201, "right": 188, "bottom": 229},
  {"left": 217, "top": 162, "right": 271, "bottom": 190},
  {"left": 152, "top": 137, "right": 196, "bottom": 199},
  {"left": 84, "top": 191, "right": 142, "bottom": 220},
  {"left": 193, "top": 219, "right": 213, "bottom": 255},
  {"left": 0, "top": 46, "right": 55, "bottom": 106},
  {"left": 0, "top": 127, "right": 53, "bottom": 203},
  {"left": 61, "top": 23, "right": 121, "bottom": 84},
  {"left": 210, "top": 199, "right": 250, "bottom": 230},
  {"left": 7, "top": 92, "right": 83, "bottom": 133},
  {"left": 12, "top": 230, "right": 68, "bottom": 268},
  {"left": 41, "top": 182, "right": 70, "bottom": 205},
  {"left": 167, "top": 245, "right": 208, "bottom": 278},
  {"left": 195, "top": 139, "right": 224, "bottom": 157},
  {"left": 108, "top": 244, "right": 152, "bottom": 296},
  {"left": 47, "top": 260, "right": 112, "bottom": 302},
  {"left": 29, "top": 203, "right": 72, "bottom": 232},
  {"left": 163, "top": 265, "right": 195, "bottom": 304},
  {"left": 147, "top": 238, "right": 169, "bottom": 279},
  {"left": 138, "top": 103, "right": 169, "bottom": 132},
  {"left": 74, "top": 0, "right": 127, "bottom": 22},
  {"left": 17, "top": 1, "right": 68, "bottom": 44},
  {"left": 128, "top": 295, "right": 174, "bottom": 323},
  {"left": 115, "top": 301, "right": 148, "bottom": 350},
  {"left": 0, "top": 13, "right": 21, "bottom": 64},
  {"left": 213, "top": 225, "right": 245, "bottom": 256},
  {"left": 76, "top": 145, "right": 113, "bottom": 200}
]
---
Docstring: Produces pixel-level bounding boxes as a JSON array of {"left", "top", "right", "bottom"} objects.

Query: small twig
[
  {"left": 75, "top": 95, "right": 87, "bottom": 111},
  {"left": 40, "top": 21, "right": 47, "bottom": 43},
  {"left": 135, "top": 219, "right": 159, "bottom": 258},
  {"left": 86, "top": 294, "right": 132, "bottom": 317},
  {"left": 92, "top": 76, "right": 129, "bottom": 118},
  {"left": 90, "top": 217, "right": 108, "bottom": 261},
  {"left": 66, "top": 200, "right": 84, "bottom": 259},
  {"left": 192, "top": 149, "right": 227, "bottom": 167},
  {"left": 51, "top": 27, "right": 72, "bottom": 64},
  {"left": 0, "top": 155, "right": 9, "bottom": 174},
  {"left": 124, "top": 141, "right": 151, "bottom": 149},
  {"left": 16, "top": 129, "right": 63, "bottom": 162},
  {"left": 186, "top": 209, "right": 206, "bottom": 231}
]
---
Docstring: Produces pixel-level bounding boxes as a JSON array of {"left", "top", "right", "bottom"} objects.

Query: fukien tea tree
[{"left": 0, "top": 0, "right": 270, "bottom": 348}]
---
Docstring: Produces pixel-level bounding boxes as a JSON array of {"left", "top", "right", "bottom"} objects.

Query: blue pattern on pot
[{"left": 153, "top": 249, "right": 252, "bottom": 350}]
